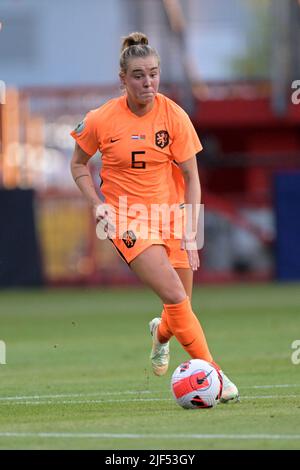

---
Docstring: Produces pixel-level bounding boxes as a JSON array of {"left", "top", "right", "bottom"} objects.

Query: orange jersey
[{"left": 70, "top": 93, "right": 202, "bottom": 211}]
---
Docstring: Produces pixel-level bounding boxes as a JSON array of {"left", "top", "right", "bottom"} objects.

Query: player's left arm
[{"left": 178, "top": 156, "right": 200, "bottom": 271}]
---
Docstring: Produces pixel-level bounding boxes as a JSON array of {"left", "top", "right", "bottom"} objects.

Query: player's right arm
[{"left": 70, "top": 143, "right": 102, "bottom": 220}]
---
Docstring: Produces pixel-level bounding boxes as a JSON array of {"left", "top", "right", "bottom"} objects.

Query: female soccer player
[{"left": 70, "top": 32, "right": 239, "bottom": 403}]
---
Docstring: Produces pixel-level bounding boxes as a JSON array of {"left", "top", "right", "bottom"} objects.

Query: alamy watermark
[
  {"left": 0, "top": 340, "right": 6, "bottom": 364},
  {"left": 291, "top": 340, "right": 300, "bottom": 365},
  {"left": 0, "top": 80, "right": 6, "bottom": 104},
  {"left": 291, "top": 80, "right": 300, "bottom": 105},
  {"left": 95, "top": 198, "right": 205, "bottom": 250}
]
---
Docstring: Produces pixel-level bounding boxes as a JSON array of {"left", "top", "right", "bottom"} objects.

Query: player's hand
[
  {"left": 180, "top": 233, "right": 200, "bottom": 271},
  {"left": 94, "top": 203, "right": 116, "bottom": 239}
]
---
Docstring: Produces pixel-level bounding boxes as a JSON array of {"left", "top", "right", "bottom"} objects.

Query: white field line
[
  {"left": 242, "top": 394, "right": 300, "bottom": 399},
  {"left": 0, "top": 384, "right": 299, "bottom": 403},
  {"left": 0, "top": 432, "right": 300, "bottom": 441},
  {"left": 0, "top": 390, "right": 151, "bottom": 401},
  {"left": 247, "top": 384, "right": 300, "bottom": 389},
  {"left": 0, "top": 398, "right": 171, "bottom": 405},
  {"left": 0, "top": 394, "right": 299, "bottom": 406}
]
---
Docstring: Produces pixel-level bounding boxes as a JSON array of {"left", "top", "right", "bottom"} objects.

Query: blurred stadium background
[{"left": 1, "top": 0, "right": 300, "bottom": 288}]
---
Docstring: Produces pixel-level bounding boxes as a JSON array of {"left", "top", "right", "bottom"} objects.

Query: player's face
[{"left": 122, "top": 55, "right": 160, "bottom": 107}]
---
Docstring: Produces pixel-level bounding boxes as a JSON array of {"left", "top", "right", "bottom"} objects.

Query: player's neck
[{"left": 126, "top": 97, "right": 155, "bottom": 117}]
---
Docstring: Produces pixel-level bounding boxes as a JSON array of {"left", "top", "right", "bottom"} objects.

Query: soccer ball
[{"left": 171, "top": 359, "right": 223, "bottom": 409}]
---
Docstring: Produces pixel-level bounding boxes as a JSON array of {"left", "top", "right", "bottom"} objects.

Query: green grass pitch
[{"left": 0, "top": 283, "right": 300, "bottom": 450}]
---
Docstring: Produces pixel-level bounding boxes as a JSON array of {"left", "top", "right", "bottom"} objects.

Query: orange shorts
[
  {"left": 107, "top": 211, "right": 189, "bottom": 268},
  {"left": 110, "top": 234, "right": 189, "bottom": 268}
]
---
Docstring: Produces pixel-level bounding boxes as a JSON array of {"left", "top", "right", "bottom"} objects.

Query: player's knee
[
  {"left": 158, "top": 264, "right": 187, "bottom": 304},
  {"left": 162, "top": 284, "right": 187, "bottom": 305}
]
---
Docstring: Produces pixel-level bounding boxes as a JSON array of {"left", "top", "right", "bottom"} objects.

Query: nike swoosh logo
[
  {"left": 183, "top": 339, "right": 195, "bottom": 347},
  {"left": 197, "top": 369, "right": 213, "bottom": 385},
  {"left": 110, "top": 138, "right": 120, "bottom": 143}
]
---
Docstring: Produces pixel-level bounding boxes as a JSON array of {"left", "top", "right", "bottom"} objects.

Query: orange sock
[
  {"left": 163, "top": 297, "right": 213, "bottom": 362},
  {"left": 157, "top": 309, "right": 173, "bottom": 343}
]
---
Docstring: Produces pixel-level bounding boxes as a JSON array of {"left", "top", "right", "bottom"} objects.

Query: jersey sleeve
[
  {"left": 70, "top": 110, "right": 99, "bottom": 156},
  {"left": 170, "top": 108, "right": 203, "bottom": 163}
]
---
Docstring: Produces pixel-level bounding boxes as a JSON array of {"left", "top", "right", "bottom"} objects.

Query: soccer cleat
[
  {"left": 149, "top": 317, "right": 170, "bottom": 376},
  {"left": 219, "top": 371, "right": 240, "bottom": 403}
]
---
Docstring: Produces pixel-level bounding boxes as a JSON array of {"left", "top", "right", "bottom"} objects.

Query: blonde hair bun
[
  {"left": 121, "top": 32, "right": 149, "bottom": 52},
  {"left": 119, "top": 32, "right": 159, "bottom": 73}
]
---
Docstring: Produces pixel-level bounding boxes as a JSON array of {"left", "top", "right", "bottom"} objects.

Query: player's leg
[
  {"left": 175, "top": 267, "right": 193, "bottom": 299},
  {"left": 129, "top": 245, "right": 186, "bottom": 304},
  {"left": 162, "top": 241, "right": 213, "bottom": 360},
  {"left": 155, "top": 239, "right": 194, "bottom": 343},
  {"left": 112, "top": 236, "right": 238, "bottom": 402},
  {"left": 137, "top": 238, "right": 211, "bottom": 362},
  {"left": 156, "top": 268, "right": 193, "bottom": 343},
  {"left": 130, "top": 245, "right": 213, "bottom": 366},
  {"left": 173, "top": 266, "right": 238, "bottom": 402},
  {"left": 130, "top": 244, "right": 185, "bottom": 375},
  {"left": 147, "top": 242, "right": 239, "bottom": 402}
]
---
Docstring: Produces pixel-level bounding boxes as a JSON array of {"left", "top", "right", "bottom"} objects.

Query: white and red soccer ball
[{"left": 171, "top": 359, "right": 223, "bottom": 409}]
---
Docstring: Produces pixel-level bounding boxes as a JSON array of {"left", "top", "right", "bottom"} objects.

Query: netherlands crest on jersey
[{"left": 155, "top": 130, "right": 169, "bottom": 149}]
